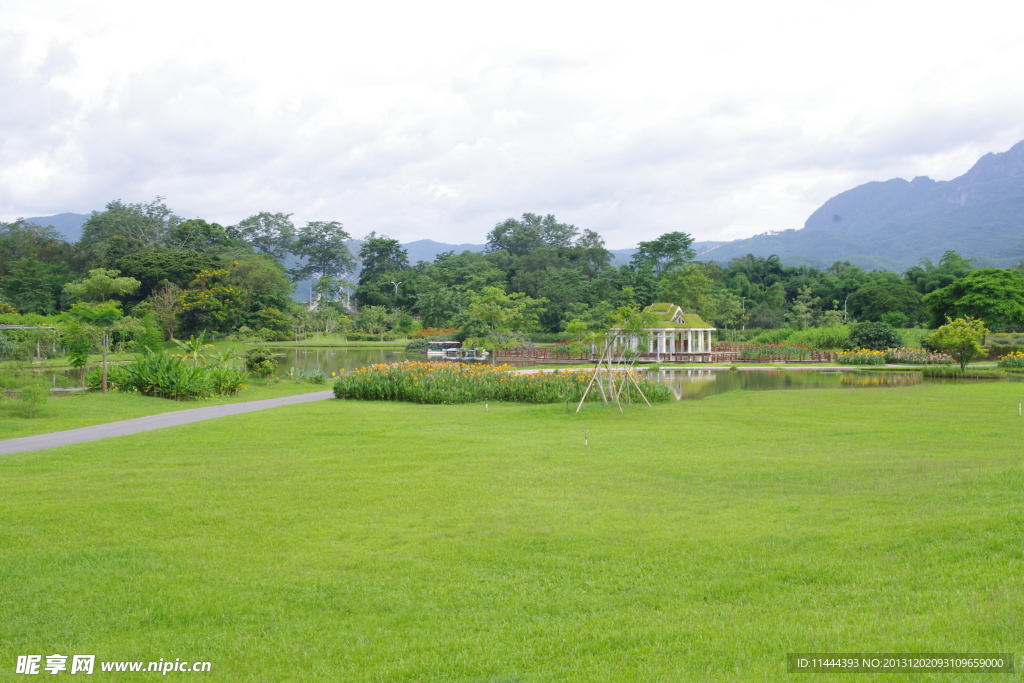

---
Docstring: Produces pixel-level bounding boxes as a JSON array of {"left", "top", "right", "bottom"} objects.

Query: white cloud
[{"left": 1, "top": 0, "right": 1024, "bottom": 247}]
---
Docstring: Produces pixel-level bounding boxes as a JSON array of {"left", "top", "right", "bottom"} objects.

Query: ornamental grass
[
  {"left": 835, "top": 349, "right": 886, "bottom": 365},
  {"left": 332, "top": 361, "right": 672, "bottom": 405}
]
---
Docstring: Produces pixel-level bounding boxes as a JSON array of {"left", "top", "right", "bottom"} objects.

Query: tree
[
  {"left": 0, "top": 257, "right": 59, "bottom": 314},
  {"left": 928, "top": 317, "right": 989, "bottom": 371},
  {"left": 113, "top": 251, "right": 223, "bottom": 305},
  {"left": 63, "top": 321, "right": 98, "bottom": 394},
  {"left": 630, "top": 232, "right": 695, "bottom": 277},
  {"left": 67, "top": 301, "right": 124, "bottom": 393},
  {"left": 903, "top": 251, "right": 975, "bottom": 294},
  {"left": 65, "top": 268, "right": 142, "bottom": 303},
  {"left": 485, "top": 213, "right": 579, "bottom": 256},
  {"left": 173, "top": 332, "right": 213, "bottom": 367},
  {"left": 847, "top": 281, "right": 924, "bottom": 323},
  {"left": 165, "top": 218, "right": 236, "bottom": 253},
  {"left": 923, "top": 268, "right": 1024, "bottom": 330},
  {"left": 355, "top": 305, "right": 391, "bottom": 341},
  {"left": 355, "top": 234, "right": 410, "bottom": 307},
  {"left": 79, "top": 197, "right": 180, "bottom": 262},
  {"left": 466, "top": 287, "right": 546, "bottom": 334},
  {"left": 358, "top": 233, "right": 409, "bottom": 280},
  {"left": 146, "top": 282, "right": 183, "bottom": 340},
  {"left": 291, "top": 221, "right": 356, "bottom": 282},
  {"left": 230, "top": 212, "right": 295, "bottom": 262}
]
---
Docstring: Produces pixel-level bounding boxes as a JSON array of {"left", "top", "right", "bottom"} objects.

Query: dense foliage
[{"left": 91, "top": 349, "right": 249, "bottom": 400}]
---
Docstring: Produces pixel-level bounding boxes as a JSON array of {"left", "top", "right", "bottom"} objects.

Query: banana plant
[{"left": 173, "top": 331, "right": 214, "bottom": 367}]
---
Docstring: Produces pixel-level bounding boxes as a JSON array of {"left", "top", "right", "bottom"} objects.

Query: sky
[{"left": 1, "top": 0, "right": 1023, "bottom": 249}]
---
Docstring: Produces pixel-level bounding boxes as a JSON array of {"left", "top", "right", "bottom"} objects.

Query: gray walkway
[{"left": 0, "top": 390, "right": 334, "bottom": 456}]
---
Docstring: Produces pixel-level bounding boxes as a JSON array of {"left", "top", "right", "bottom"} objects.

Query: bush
[
  {"left": 880, "top": 311, "right": 909, "bottom": 328},
  {"left": 787, "top": 326, "right": 850, "bottom": 350},
  {"left": 244, "top": 347, "right": 279, "bottom": 383},
  {"left": 285, "top": 367, "right": 327, "bottom": 384},
  {"left": 750, "top": 329, "right": 794, "bottom": 344},
  {"left": 883, "top": 348, "right": 953, "bottom": 364},
  {"left": 835, "top": 349, "right": 886, "bottom": 365},
  {"left": 737, "top": 342, "right": 815, "bottom": 362},
  {"left": 845, "top": 322, "right": 903, "bottom": 350},
  {"left": 333, "top": 361, "right": 672, "bottom": 405}
]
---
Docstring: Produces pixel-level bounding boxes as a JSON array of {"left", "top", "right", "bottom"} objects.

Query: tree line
[{"left": 3, "top": 197, "right": 1024, "bottom": 351}]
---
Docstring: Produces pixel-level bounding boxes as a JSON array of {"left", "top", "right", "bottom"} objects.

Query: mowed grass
[
  {"left": 0, "top": 381, "right": 328, "bottom": 440},
  {"left": 2, "top": 383, "right": 1023, "bottom": 681}
]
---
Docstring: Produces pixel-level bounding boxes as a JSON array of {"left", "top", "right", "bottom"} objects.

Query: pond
[
  {"left": 652, "top": 369, "right": 924, "bottom": 400},
  {"left": 30, "top": 347, "right": 967, "bottom": 400}
]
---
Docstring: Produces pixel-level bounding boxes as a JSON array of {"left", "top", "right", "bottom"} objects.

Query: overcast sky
[{"left": 2, "top": 0, "right": 1023, "bottom": 248}]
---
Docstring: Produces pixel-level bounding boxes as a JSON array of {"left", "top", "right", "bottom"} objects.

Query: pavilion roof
[{"left": 641, "top": 303, "right": 713, "bottom": 330}]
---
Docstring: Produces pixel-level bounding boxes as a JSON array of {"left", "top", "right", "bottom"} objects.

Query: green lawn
[
  {"left": 0, "top": 381, "right": 328, "bottom": 440},
  {"left": 2, "top": 383, "right": 1022, "bottom": 680}
]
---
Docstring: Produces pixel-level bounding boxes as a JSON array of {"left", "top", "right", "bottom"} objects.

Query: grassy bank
[{"left": 2, "top": 382, "right": 1023, "bottom": 680}]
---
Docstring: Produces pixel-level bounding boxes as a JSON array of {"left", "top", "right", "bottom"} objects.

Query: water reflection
[
  {"left": 269, "top": 346, "right": 406, "bottom": 375},
  {"left": 653, "top": 369, "right": 923, "bottom": 400}
]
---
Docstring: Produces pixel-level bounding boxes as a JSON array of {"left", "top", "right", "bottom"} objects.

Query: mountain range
[
  {"left": 14, "top": 139, "right": 1024, "bottom": 272},
  {"left": 698, "top": 140, "right": 1024, "bottom": 270}
]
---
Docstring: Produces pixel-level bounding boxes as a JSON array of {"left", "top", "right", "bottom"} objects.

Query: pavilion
[{"left": 611, "top": 303, "right": 717, "bottom": 362}]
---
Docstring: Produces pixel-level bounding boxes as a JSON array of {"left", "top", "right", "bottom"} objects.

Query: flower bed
[
  {"left": 998, "top": 350, "right": 1024, "bottom": 368},
  {"left": 332, "top": 361, "right": 672, "bottom": 404},
  {"left": 835, "top": 349, "right": 886, "bottom": 365},
  {"left": 883, "top": 348, "right": 953, "bottom": 365}
]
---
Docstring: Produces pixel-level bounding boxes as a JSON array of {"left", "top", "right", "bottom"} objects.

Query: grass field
[
  {"left": 2, "top": 382, "right": 1023, "bottom": 680},
  {"left": 0, "top": 381, "right": 327, "bottom": 440}
]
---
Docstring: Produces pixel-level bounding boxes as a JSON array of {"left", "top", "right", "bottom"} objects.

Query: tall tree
[
  {"left": 230, "top": 212, "right": 296, "bottom": 262},
  {"left": 165, "top": 218, "right": 236, "bottom": 253},
  {"left": 486, "top": 213, "right": 579, "bottom": 256},
  {"left": 79, "top": 197, "right": 181, "bottom": 262},
  {"left": 631, "top": 232, "right": 695, "bottom": 277},
  {"left": 291, "top": 221, "right": 356, "bottom": 282}
]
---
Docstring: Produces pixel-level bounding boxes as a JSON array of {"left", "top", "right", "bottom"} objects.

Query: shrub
[
  {"left": 880, "top": 311, "right": 910, "bottom": 328},
  {"left": 750, "top": 329, "right": 794, "bottom": 344},
  {"left": 333, "top": 361, "right": 672, "bottom": 405},
  {"left": 835, "top": 349, "right": 886, "bottom": 365},
  {"left": 883, "top": 348, "right": 953, "bottom": 365},
  {"left": 738, "top": 342, "right": 814, "bottom": 361},
  {"left": 787, "top": 326, "right": 850, "bottom": 350},
  {"left": 998, "top": 350, "right": 1024, "bottom": 368},
  {"left": 845, "top": 322, "right": 903, "bottom": 350},
  {"left": 245, "top": 347, "right": 279, "bottom": 384}
]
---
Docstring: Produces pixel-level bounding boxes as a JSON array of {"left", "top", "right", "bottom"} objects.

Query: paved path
[{"left": 0, "top": 390, "right": 334, "bottom": 456}]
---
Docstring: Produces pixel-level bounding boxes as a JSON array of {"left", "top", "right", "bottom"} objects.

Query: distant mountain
[
  {"left": 20, "top": 212, "right": 91, "bottom": 242},
  {"left": 704, "top": 140, "right": 1024, "bottom": 270}
]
